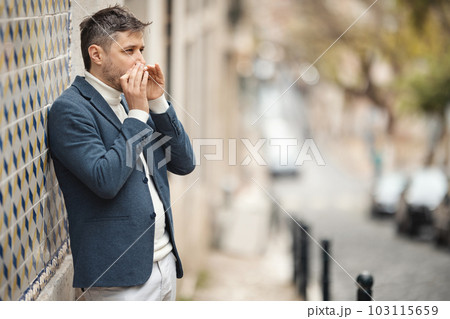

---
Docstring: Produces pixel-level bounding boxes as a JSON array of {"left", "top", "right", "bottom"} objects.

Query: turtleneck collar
[{"left": 84, "top": 71, "right": 122, "bottom": 107}]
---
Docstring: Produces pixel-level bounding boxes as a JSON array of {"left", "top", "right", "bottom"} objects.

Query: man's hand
[
  {"left": 120, "top": 63, "right": 149, "bottom": 113},
  {"left": 145, "top": 64, "right": 165, "bottom": 101}
]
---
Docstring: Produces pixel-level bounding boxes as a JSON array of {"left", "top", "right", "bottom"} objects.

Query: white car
[
  {"left": 261, "top": 118, "right": 301, "bottom": 177},
  {"left": 396, "top": 167, "right": 448, "bottom": 236},
  {"left": 371, "top": 172, "right": 408, "bottom": 215}
]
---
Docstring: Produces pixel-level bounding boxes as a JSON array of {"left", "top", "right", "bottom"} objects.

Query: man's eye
[{"left": 140, "top": 49, "right": 144, "bottom": 53}]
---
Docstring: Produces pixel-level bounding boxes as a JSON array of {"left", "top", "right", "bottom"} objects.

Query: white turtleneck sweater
[{"left": 84, "top": 71, "right": 173, "bottom": 262}]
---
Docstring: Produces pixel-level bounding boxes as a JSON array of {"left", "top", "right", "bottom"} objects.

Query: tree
[
  {"left": 245, "top": 0, "right": 450, "bottom": 169},
  {"left": 399, "top": 0, "right": 450, "bottom": 166}
]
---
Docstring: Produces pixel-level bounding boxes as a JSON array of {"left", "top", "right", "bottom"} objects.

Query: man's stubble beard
[{"left": 102, "top": 59, "right": 124, "bottom": 92}]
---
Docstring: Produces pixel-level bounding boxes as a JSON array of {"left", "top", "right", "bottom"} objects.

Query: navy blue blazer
[{"left": 48, "top": 76, "right": 195, "bottom": 288}]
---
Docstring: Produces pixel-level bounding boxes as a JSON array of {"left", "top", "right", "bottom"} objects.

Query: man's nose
[{"left": 136, "top": 51, "right": 145, "bottom": 65}]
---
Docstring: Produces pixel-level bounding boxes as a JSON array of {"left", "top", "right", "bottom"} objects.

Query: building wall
[
  {"left": 0, "top": 0, "right": 71, "bottom": 300},
  {"left": 0, "top": 0, "right": 240, "bottom": 300}
]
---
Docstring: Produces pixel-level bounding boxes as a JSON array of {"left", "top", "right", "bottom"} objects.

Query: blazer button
[{"left": 143, "top": 177, "right": 148, "bottom": 184}]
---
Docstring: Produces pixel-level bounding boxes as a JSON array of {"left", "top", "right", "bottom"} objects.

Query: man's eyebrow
[{"left": 122, "top": 45, "right": 145, "bottom": 50}]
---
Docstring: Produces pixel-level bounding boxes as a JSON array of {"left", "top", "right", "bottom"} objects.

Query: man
[{"left": 48, "top": 5, "right": 195, "bottom": 301}]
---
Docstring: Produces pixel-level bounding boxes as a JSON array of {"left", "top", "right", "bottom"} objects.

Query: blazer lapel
[
  {"left": 120, "top": 95, "right": 130, "bottom": 114},
  {"left": 72, "top": 76, "right": 123, "bottom": 131}
]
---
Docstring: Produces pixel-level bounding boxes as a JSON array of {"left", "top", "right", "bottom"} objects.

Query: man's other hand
[{"left": 145, "top": 64, "right": 165, "bottom": 101}]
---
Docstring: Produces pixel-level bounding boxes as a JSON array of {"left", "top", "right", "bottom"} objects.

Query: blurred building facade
[{"left": 0, "top": 0, "right": 243, "bottom": 300}]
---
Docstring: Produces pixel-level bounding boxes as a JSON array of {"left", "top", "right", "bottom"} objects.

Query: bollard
[
  {"left": 291, "top": 219, "right": 301, "bottom": 284},
  {"left": 291, "top": 219, "right": 310, "bottom": 300},
  {"left": 299, "top": 224, "right": 310, "bottom": 300},
  {"left": 321, "top": 240, "right": 331, "bottom": 301},
  {"left": 356, "top": 271, "right": 374, "bottom": 301}
]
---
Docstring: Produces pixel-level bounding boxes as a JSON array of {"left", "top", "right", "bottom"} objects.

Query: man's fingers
[
  {"left": 141, "top": 70, "right": 149, "bottom": 90},
  {"left": 128, "top": 63, "right": 139, "bottom": 89},
  {"left": 146, "top": 67, "right": 157, "bottom": 84},
  {"left": 119, "top": 67, "right": 132, "bottom": 88},
  {"left": 155, "top": 63, "right": 162, "bottom": 75},
  {"left": 146, "top": 64, "right": 163, "bottom": 84},
  {"left": 131, "top": 64, "right": 142, "bottom": 87},
  {"left": 146, "top": 65, "right": 155, "bottom": 76},
  {"left": 120, "top": 73, "right": 129, "bottom": 86},
  {"left": 134, "top": 63, "right": 144, "bottom": 88}
]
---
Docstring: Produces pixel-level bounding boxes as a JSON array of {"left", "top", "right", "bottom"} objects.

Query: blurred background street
[
  {"left": 189, "top": 0, "right": 450, "bottom": 301},
  {"left": 191, "top": 79, "right": 450, "bottom": 300}
]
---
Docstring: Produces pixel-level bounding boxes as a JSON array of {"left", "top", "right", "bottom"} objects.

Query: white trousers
[{"left": 83, "top": 252, "right": 177, "bottom": 301}]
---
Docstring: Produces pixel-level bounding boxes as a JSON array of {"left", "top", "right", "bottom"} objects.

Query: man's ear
[{"left": 88, "top": 44, "right": 104, "bottom": 67}]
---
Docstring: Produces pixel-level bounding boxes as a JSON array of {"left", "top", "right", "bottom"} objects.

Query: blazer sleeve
[
  {"left": 48, "top": 98, "right": 154, "bottom": 199},
  {"left": 150, "top": 103, "right": 196, "bottom": 175}
]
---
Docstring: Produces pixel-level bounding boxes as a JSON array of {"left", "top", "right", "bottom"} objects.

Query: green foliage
[
  {"left": 398, "top": 0, "right": 448, "bottom": 32},
  {"left": 281, "top": 0, "right": 450, "bottom": 118},
  {"left": 397, "top": 0, "right": 450, "bottom": 115},
  {"left": 411, "top": 62, "right": 450, "bottom": 115}
]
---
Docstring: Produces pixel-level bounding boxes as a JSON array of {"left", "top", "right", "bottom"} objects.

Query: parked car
[
  {"left": 261, "top": 118, "right": 300, "bottom": 177},
  {"left": 432, "top": 180, "right": 450, "bottom": 246},
  {"left": 370, "top": 172, "right": 408, "bottom": 216},
  {"left": 396, "top": 167, "right": 448, "bottom": 236}
]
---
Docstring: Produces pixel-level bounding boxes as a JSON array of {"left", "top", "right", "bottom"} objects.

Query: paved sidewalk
[{"left": 192, "top": 214, "right": 300, "bottom": 301}]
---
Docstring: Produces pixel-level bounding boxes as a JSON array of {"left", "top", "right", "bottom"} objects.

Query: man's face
[{"left": 101, "top": 31, "right": 146, "bottom": 91}]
